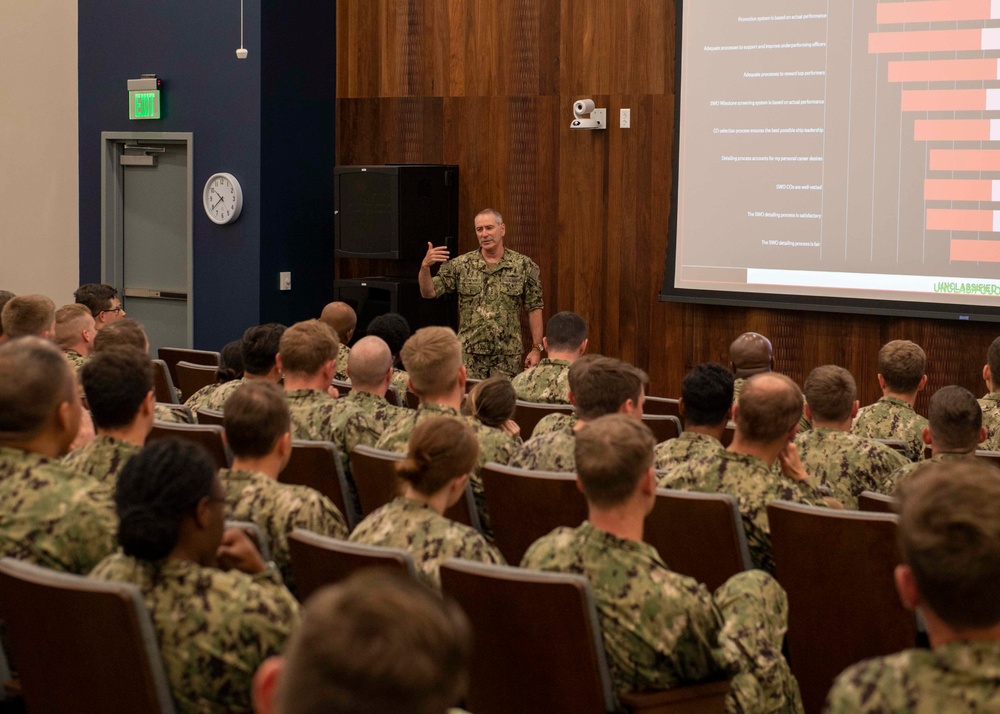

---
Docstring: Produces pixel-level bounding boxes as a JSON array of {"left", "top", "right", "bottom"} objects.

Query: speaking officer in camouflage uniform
[
  {"left": 418, "top": 208, "right": 544, "bottom": 379},
  {"left": 665, "top": 374, "right": 834, "bottom": 573},
  {"left": 655, "top": 363, "right": 733, "bottom": 476},
  {"left": 881, "top": 385, "right": 987, "bottom": 492},
  {"left": 352, "top": 417, "right": 503, "bottom": 590},
  {"left": 54, "top": 303, "right": 96, "bottom": 373},
  {"left": 220, "top": 381, "right": 347, "bottom": 593},
  {"left": 0, "top": 337, "right": 117, "bottom": 574},
  {"left": 509, "top": 355, "right": 646, "bottom": 472},
  {"left": 824, "top": 460, "right": 1000, "bottom": 713},
  {"left": 63, "top": 347, "right": 155, "bottom": 486},
  {"left": 977, "top": 335, "right": 1000, "bottom": 450},
  {"left": 850, "top": 339, "right": 929, "bottom": 462},
  {"left": 319, "top": 301, "right": 357, "bottom": 383},
  {"left": 795, "top": 366, "right": 906, "bottom": 509},
  {"left": 511, "top": 311, "right": 588, "bottom": 404},
  {"left": 522, "top": 415, "right": 803, "bottom": 713}
]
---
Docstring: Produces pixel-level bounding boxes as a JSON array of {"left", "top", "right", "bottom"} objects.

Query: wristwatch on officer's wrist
[{"left": 532, "top": 343, "right": 544, "bottom": 352}]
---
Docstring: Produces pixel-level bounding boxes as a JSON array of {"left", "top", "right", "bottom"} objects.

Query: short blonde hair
[
  {"left": 575, "top": 415, "right": 655, "bottom": 508},
  {"left": 1, "top": 294, "right": 55, "bottom": 339},
  {"left": 400, "top": 327, "right": 462, "bottom": 397},
  {"left": 55, "top": 304, "right": 93, "bottom": 349},
  {"left": 279, "top": 320, "right": 340, "bottom": 376}
]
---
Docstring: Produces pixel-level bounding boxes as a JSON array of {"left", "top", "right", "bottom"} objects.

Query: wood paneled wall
[{"left": 335, "top": 0, "right": 1000, "bottom": 414}]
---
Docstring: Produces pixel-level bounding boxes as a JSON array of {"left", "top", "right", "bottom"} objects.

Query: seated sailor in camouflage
[
  {"left": 850, "top": 339, "right": 928, "bottom": 462},
  {"left": 91, "top": 438, "right": 300, "bottom": 714},
  {"left": 655, "top": 363, "right": 732, "bottom": 478},
  {"left": 220, "top": 381, "right": 348, "bottom": 593},
  {"left": 825, "top": 460, "right": 1000, "bottom": 713},
  {"left": 319, "top": 300, "right": 357, "bottom": 383},
  {"left": 74, "top": 282, "right": 126, "bottom": 332},
  {"left": 253, "top": 569, "right": 474, "bottom": 714},
  {"left": 418, "top": 208, "right": 544, "bottom": 379},
  {"left": 366, "top": 312, "right": 414, "bottom": 405},
  {"left": 665, "top": 374, "right": 835, "bottom": 573},
  {"left": 279, "top": 320, "right": 347, "bottom": 440},
  {"left": 511, "top": 311, "right": 588, "bottom": 404},
  {"left": 184, "top": 339, "right": 244, "bottom": 415},
  {"left": 522, "top": 415, "right": 804, "bottom": 713},
  {"left": 510, "top": 355, "right": 647, "bottom": 472},
  {"left": 794, "top": 366, "right": 907, "bottom": 509},
  {"left": 0, "top": 337, "right": 117, "bottom": 574},
  {"left": 730, "top": 331, "right": 811, "bottom": 433},
  {"left": 376, "top": 327, "right": 519, "bottom": 533},
  {"left": 882, "top": 385, "right": 987, "bottom": 492},
  {"left": 352, "top": 417, "right": 504, "bottom": 589},
  {"left": 976, "top": 335, "right": 1000, "bottom": 451},
  {"left": 1, "top": 293, "right": 56, "bottom": 342},
  {"left": 54, "top": 303, "right": 95, "bottom": 373},
  {"left": 463, "top": 376, "right": 522, "bottom": 442},
  {"left": 201, "top": 323, "right": 286, "bottom": 412},
  {"left": 530, "top": 410, "right": 578, "bottom": 438},
  {"left": 64, "top": 347, "right": 155, "bottom": 487}
]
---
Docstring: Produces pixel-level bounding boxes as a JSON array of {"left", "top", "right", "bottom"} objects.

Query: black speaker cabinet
[
  {"left": 334, "top": 277, "right": 458, "bottom": 344},
  {"left": 334, "top": 164, "right": 459, "bottom": 260}
]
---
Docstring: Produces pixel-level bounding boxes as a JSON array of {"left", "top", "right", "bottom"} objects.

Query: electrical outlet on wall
[
  {"left": 620, "top": 108, "right": 631, "bottom": 129},
  {"left": 280, "top": 272, "right": 291, "bottom": 291}
]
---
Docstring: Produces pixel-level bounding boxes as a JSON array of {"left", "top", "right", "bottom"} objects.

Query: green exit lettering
[{"left": 129, "top": 90, "right": 160, "bottom": 120}]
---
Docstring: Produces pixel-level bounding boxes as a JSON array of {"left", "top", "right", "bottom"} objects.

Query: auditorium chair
[
  {"left": 174, "top": 361, "right": 218, "bottom": 402},
  {"left": 331, "top": 379, "right": 351, "bottom": 396},
  {"left": 643, "top": 396, "right": 681, "bottom": 418},
  {"left": 406, "top": 390, "right": 420, "bottom": 409},
  {"left": 157, "top": 347, "right": 219, "bottom": 389},
  {"left": 279, "top": 440, "right": 359, "bottom": 529},
  {"left": 857, "top": 490, "right": 895, "bottom": 514},
  {"left": 721, "top": 425, "right": 735, "bottom": 447},
  {"left": 642, "top": 414, "right": 682, "bottom": 443},
  {"left": 767, "top": 502, "right": 917, "bottom": 714},
  {"left": 151, "top": 359, "right": 180, "bottom": 405},
  {"left": 0, "top": 558, "right": 176, "bottom": 714},
  {"left": 287, "top": 529, "right": 417, "bottom": 601},
  {"left": 872, "top": 438, "right": 908, "bottom": 456},
  {"left": 226, "top": 520, "right": 272, "bottom": 562},
  {"left": 513, "top": 400, "right": 575, "bottom": 439},
  {"left": 975, "top": 449, "right": 1000, "bottom": 468},
  {"left": 195, "top": 407, "right": 224, "bottom": 425},
  {"left": 465, "top": 377, "right": 482, "bottom": 392},
  {"left": 147, "top": 422, "right": 231, "bottom": 469}
]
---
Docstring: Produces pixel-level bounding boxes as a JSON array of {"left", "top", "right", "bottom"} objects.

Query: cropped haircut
[
  {"left": 216, "top": 339, "right": 244, "bottom": 383},
  {"left": 1, "top": 294, "right": 55, "bottom": 339},
  {"left": 223, "top": 381, "right": 290, "bottom": 459},
  {"left": 242, "top": 323, "right": 286, "bottom": 376},
  {"left": 275, "top": 569, "right": 472, "bottom": 714},
  {"left": 575, "top": 415, "right": 655, "bottom": 508},
  {"left": 80, "top": 347, "right": 154, "bottom": 430},
  {"left": 803, "top": 365, "right": 857, "bottom": 423},
  {"left": 897, "top": 460, "right": 1000, "bottom": 629},
  {"left": 0, "top": 291, "right": 15, "bottom": 337},
  {"left": 988, "top": 335, "right": 1000, "bottom": 387},
  {"left": 475, "top": 207, "right": 503, "bottom": 225},
  {"left": 736, "top": 373, "right": 804, "bottom": 443},
  {"left": 464, "top": 377, "right": 517, "bottom": 428},
  {"left": 93, "top": 318, "right": 147, "bottom": 353},
  {"left": 115, "top": 439, "right": 217, "bottom": 561},
  {"left": 927, "top": 385, "right": 982, "bottom": 452},
  {"left": 681, "top": 363, "right": 734, "bottom": 426},
  {"left": 878, "top": 340, "right": 926, "bottom": 393},
  {"left": 366, "top": 313, "right": 411, "bottom": 358},
  {"left": 279, "top": 320, "right": 339, "bottom": 376},
  {"left": 568, "top": 355, "right": 648, "bottom": 421},
  {"left": 74, "top": 283, "right": 118, "bottom": 317},
  {"left": 396, "top": 417, "right": 479, "bottom": 497},
  {"left": 400, "top": 327, "right": 463, "bottom": 398},
  {"left": 545, "top": 312, "right": 587, "bottom": 352},
  {"left": 55, "top": 304, "right": 93, "bottom": 349},
  {"left": 346, "top": 336, "right": 393, "bottom": 388},
  {"left": 0, "top": 337, "right": 75, "bottom": 442}
]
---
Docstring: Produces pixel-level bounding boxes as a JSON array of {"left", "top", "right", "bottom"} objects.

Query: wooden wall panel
[{"left": 336, "top": 0, "right": 1000, "bottom": 413}]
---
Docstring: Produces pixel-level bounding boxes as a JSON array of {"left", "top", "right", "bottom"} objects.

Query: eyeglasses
[{"left": 101, "top": 306, "right": 124, "bottom": 315}]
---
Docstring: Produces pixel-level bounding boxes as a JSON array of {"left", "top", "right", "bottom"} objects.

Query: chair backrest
[
  {"left": 465, "top": 377, "right": 482, "bottom": 393},
  {"left": 226, "top": 520, "right": 273, "bottom": 562},
  {"left": 721, "top": 425, "right": 735, "bottom": 447},
  {"left": 514, "top": 400, "right": 575, "bottom": 439},
  {"left": 174, "top": 361, "right": 219, "bottom": 402},
  {"left": 147, "top": 422, "right": 231, "bottom": 469},
  {"left": 287, "top": 529, "right": 417, "bottom": 602},
  {"left": 439, "top": 559, "right": 615, "bottom": 714},
  {"left": 157, "top": 347, "right": 220, "bottom": 388},
  {"left": 873, "top": 438, "right": 908, "bottom": 456},
  {"left": 975, "top": 449, "right": 1000, "bottom": 468},
  {"left": 384, "top": 387, "right": 401, "bottom": 407},
  {"left": 767, "top": 502, "right": 917, "bottom": 714},
  {"left": 151, "top": 359, "right": 180, "bottom": 405},
  {"left": 195, "top": 407, "right": 225, "bottom": 425},
  {"left": 857, "top": 490, "right": 896, "bottom": 514},
  {"left": 279, "top": 440, "right": 359, "bottom": 529},
  {"left": 406, "top": 390, "right": 420, "bottom": 409},
  {"left": 648, "top": 489, "right": 752, "bottom": 592},
  {"left": 641, "top": 414, "right": 682, "bottom": 443},
  {"left": 479, "top": 462, "right": 588, "bottom": 565},
  {"left": 0, "top": 558, "right": 176, "bottom": 714},
  {"left": 331, "top": 379, "right": 351, "bottom": 396},
  {"left": 643, "top": 396, "right": 681, "bottom": 417},
  {"left": 618, "top": 679, "right": 731, "bottom": 713}
]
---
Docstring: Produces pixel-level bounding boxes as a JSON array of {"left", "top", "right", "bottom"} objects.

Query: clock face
[{"left": 203, "top": 172, "right": 243, "bottom": 225}]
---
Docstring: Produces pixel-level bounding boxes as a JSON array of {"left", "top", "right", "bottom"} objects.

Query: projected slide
[{"left": 670, "top": 0, "right": 1000, "bottom": 315}]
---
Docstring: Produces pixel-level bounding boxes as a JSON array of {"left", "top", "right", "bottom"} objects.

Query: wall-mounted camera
[{"left": 571, "top": 99, "right": 607, "bottom": 130}]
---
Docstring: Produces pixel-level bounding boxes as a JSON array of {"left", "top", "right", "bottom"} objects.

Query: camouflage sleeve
[
  {"left": 227, "top": 573, "right": 301, "bottom": 668},
  {"left": 822, "top": 661, "right": 887, "bottom": 714},
  {"left": 343, "top": 412, "right": 384, "bottom": 453},
  {"left": 293, "top": 493, "right": 349, "bottom": 540},
  {"left": 432, "top": 258, "right": 458, "bottom": 297},
  {"left": 522, "top": 259, "right": 544, "bottom": 313},
  {"left": 69, "top": 491, "right": 118, "bottom": 574}
]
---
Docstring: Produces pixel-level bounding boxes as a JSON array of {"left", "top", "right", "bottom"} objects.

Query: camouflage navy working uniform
[
  {"left": 63, "top": 349, "right": 88, "bottom": 374},
  {"left": 199, "top": 376, "right": 248, "bottom": 412},
  {"left": 62, "top": 434, "right": 141, "bottom": 486},
  {"left": 431, "top": 247, "right": 544, "bottom": 379},
  {"left": 881, "top": 452, "right": 980, "bottom": 493},
  {"left": 529, "top": 411, "right": 577, "bottom": 438},
  {"left": 663, "top": 450, "right": 828, "bottom": 573},
  {"left": 0, "top": 446, "right": 117, "bottom": 574},
  {"left": 823, "top": 641, "right": 1000, "bottom": 713},
  {"left": 508, "top": 429, "right": 576, "bottom": 472},
  {"left": 91, "top": 553, "right": 300, "bottom": 714},
  {"left": 184, "top": 381, "right": 223, "bottom": 415},
  {"left": 734, "top": 377, "right": 811, "bottom": 432},
  {"left": 511, "top": 358, "right": 572, "bottom": 404},
  {"left": 978, "top": 392, "right": 1000, "bottom": 451},
  {"left": 350, "top": 497, "right": 504, "bottom": 590},
  {"left": 654, "top": 432, "right": 725, "bottom": 474},
  {"left": 850, "top": 396, "right": 927, "bottom": 463},
  {"left": 793, "top": 428, "right": 907, "bottom": 509},
  {"left": 219, "top": 467, "right": 348, "bottom": 594},
  {"left": 522, "top": 522, "right": 803, "bottom": 713},
  {"left": 153, "top": 403, "right": 196, "bottom": 425},
  {"left": 333, "top": 342, "right": 351, "bottom": 382}
]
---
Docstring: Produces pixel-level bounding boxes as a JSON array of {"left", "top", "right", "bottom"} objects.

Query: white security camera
[{"left": 571, "top": 98, "right": 606, "bottom": 130}]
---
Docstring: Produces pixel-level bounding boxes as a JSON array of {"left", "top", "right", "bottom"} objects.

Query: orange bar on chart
[
  {"left": 915, "top": 119, "right": 991, "bottom": 141},
  {"left": 877, "top": 0, "right": 993, "bottom": 24},
  {"left": 889, "top": 58, "right": 998, "bottom": 82},
  {"left": 927, "top": 209, "right": 993, "bottom": 232},
  {"left": 925, "top": 179, "right": 994, "bottom": 201},
  {"left": 929, "top": 150, "right": 1000, "bottom": 171},
  {"left": 902, "top": 89, "right": 988, "bottom": 112},
  {"left": 869, "top": 29, "right": 983, "bottom": 53},
  {"left": 951, "top": 240, "right": 1000, "bottom": 262}
]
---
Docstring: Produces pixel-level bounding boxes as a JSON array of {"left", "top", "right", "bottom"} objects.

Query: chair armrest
[{"left": 619, "top": 678, "right": 731, "bottom": 713}]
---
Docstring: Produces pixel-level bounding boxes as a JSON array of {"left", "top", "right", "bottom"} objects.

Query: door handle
[{"left": 123, "top": 288, "right": 187, "bottom": 300}]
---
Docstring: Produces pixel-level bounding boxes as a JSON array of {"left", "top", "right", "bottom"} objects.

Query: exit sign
[{"left": 129, "top": 90, "right": 160, "bottom": 120}]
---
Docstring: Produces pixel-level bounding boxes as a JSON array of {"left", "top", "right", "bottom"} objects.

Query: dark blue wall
[{"left": 78, "top": 1, "right": 336, "bottom": 348}]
